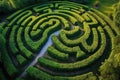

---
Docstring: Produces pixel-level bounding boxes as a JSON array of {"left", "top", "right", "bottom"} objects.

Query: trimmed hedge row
[
  {"left": 61, "top": 26, "right": 81, "bottom": 38},
  {"left": 83, "top": 12, "right": 98, "bottom": 25},
  {"left": 9, "top": 25, "right": 19, "bottom": 55},
  {"left": 17, "top": 27, "right": 34, "bottom": 59},
  {"left": 30, "top": 29, "right": 43, "bottom": 40},
  {"left": 55, "top": 10, "right": 78, "bottom": 26},
  {"left": 16, "top": 11, "right": 33, "bottom": 25},
  {"left": 21, "top": 16, "right": 36, "bottom": 27},
  {"left": 82, "top": 12, "right": 91, "bottom": 22},
  {"left": 2, "top": 49, "right": 19, "bottom": 77},
  {"left": 38, "top": 33, "right": 106, "bottom": 72},
  {"left": 24, "top": 19, "right": 61, "bottom": 52},
  {"left": 76, "top": 50, "right": 86, "bottom": 60},
  {"left": 0, "top": 22, "right": 7, "bottom": 29},
  {"left": 8, "top": 10, "right": 32, "bottom": 27},
  {"left": 16, "top": 54, "right": 27, "bottom": 66},
  {"left": 6, "top": 8, "right": 28, "bottom": 21},
  {"left": 33, "top": 4, "right": 54, "bottom": 13},
  {"left": 52, "top": 35, "right": 80, "bottom": 54},
  {"left": 88, "top": 11, "right": 106, "bottom": 26},
  {"left": 47, "top": 15, "right": 70, "bottom": 30},
  {"left": 90, "top": 8, "right": 120, "bottom": 35},
  {"left": 40, "top": 18, "right": 60, "bottom": 30},
  {"left": 104, "top": 25, "right": 116, "bottom": 50},
  {"left": 56, "top": 9, "right": 85, "bottom": 23},
  {"left": 38, "top": 26, "right": 106, "bottom": 72},
  {"left": 1, "top": 1, "right": 119, "bottom": 79},
  {"left": 26, "top": 66, "right": 97, "bottom": 80},
  {"left": 32, "top": 17, "right": 48, "bottom": 31},
  {"left": 81, "top": 28, "right": 98, "bottom": 52},
  {"left": 47, "top": 46, "right": 69, "bottom": 61},
  {"left": 57, "top": 22, "right": 90, "bottom": 46},
  {"left": 2, "top": 27, "right": 10, "bottom": 38},
  {"left": 0, "top": 28, "right": 19, "bottom": 77}
]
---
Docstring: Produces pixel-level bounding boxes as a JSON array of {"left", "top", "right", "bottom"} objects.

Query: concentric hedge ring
[{"left": 0, "top": 1, "right": 120, "bottom": 80}]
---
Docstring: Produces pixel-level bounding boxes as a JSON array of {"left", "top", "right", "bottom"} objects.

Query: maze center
[{"left": 1, "top": 1, "right": 120, "bottom": 80}]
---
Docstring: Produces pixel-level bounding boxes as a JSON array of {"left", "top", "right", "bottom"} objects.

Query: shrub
[
  {"left": 2, "top": 50, "right": 19, "bottom": 77},
  {"left": 81, "top": 28, "right": 98, "bottom": 52},
  {"left": 52, "top": 34, "right": 80, "bottom": 54},
  {"left": 16, "top": 55, "right": 27, "bottom": 66},
  {"left": 91, "top": 8, "right": 120, "bottom": 35},
  {"left": 88, "top": 11, "right": 106, "bottom": 26},
  {"left": 113, "top": 2, "right": 120, "bottom": 28},
  {"left": 26, "top": 66, "right": 96, "bottom": 80},
  {"left": 9, "top": 25, "right": 19, "bottom": 54},
  {"left": 47, "top": 46, "right": 69, "bottom": 61},
  {"left": 17, "top": 27, "right": 34, "bottom": 59},
  {"left": 58, "top": 22, "right": 90, "bottom": 46}
]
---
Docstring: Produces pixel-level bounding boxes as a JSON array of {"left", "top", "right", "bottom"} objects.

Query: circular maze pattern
[{"left": 0, "top": 1, "right": 120, "bottom": 80}]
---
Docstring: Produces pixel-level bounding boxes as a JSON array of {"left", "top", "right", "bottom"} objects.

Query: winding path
[{"left": 18, "top": 30, "right": 60, "bottom": 78}]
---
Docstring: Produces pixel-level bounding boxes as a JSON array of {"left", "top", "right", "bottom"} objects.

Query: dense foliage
[
  {"left": 113, "top": 1, "right": 120, "bottom": 28},
  {"left": 0, "top": 0, "right": 120, "bottom": 80},
  {"left": 99, "top": 35, "right": 120, "bottom": 80},
  {"left": 0, "top": 0, "right": 89, "bottom": 13}
]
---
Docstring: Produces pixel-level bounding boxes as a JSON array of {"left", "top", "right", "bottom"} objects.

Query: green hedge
[
  {"left": 88, "top": 11, "right": 106, "bottom": 26},
  {"left": 57, "top": 22, "right": 90, "bottom": 46},
  {"left": 81, "top": 28, "right": 98, "bottom": 52},
  {"left": 17, "top": 27, "right": 34, "bottom": 59},
  {"left": 21, "top": 16, "right": 36, "bottom": 27},
  {"left": 38, "top": 27, "right": 106, "bottom": 71},
  {"left": 9, "top": 25, "right": 19, "bottom": 54},
  {"left": 16, "top": 11, "right": 32, "bottom": 25},
  {"left": 76, "top": 50, "right": 86, "bottom": 60},
  {"left": 83, "top": 12, "right": 98, "bottom": 25},
  {"left": 30, "top": 29, "right": 43, "bottom": 40},
  {"left": 54, "top": 10, "right": 78, "bottom": 27},
  {"left": 24, "top": 18, "right": 61, "bottom": 52},
  {"left": 47, "top": 14, "right": 70, "bottom": 30},
  {"left": 56, "top": 9, "right": 85, "bottom": 23},
  {"left": 0, "top": 22, "right": 7, "bottom": 29},
  {"left": 8, "top": 10, "right": 32, "bottom": 27},
  {"left": 61, "top": 26, "right": 81, "bottom": 38},
  {"left": 16, "top": 54, "right": 27, "bottom": 66},
  {"left": 2, "top": 50, "right": 19, "bottom": 77},
  {"left": 33, "top": 5, "right": 53, "bottom": 13},
  {"left": 47, "top": 46, "right": 69, "bottom": 61},
  {"left": 32, "top": 17, "right": 48, "bottom": 31},
  {"left": 82, "top": 12, "right": 91, "bottom": 22},
  {"left": 90, "top": 8, "right": 120, "bottom": 35},
  {"left": 52, "top": 35, "right": 80, "bottom": 54},
  {"left": 26, "top": 66, "right": 96, "bottom": 80}
]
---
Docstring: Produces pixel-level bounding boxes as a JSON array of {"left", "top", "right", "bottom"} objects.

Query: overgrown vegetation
[
  {"left": 113, "top": 1, "right": 120, "bottom": 27},
  {"left": 0, "top": 0, "right": 89, "bottom": 13},
  {"left": 99, "top": 35, "right": 120, "bottom": 80}
]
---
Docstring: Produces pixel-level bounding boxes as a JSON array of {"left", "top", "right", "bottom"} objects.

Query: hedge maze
[{"left": 0, "top": 1, "right": 120, "bottom": 80}]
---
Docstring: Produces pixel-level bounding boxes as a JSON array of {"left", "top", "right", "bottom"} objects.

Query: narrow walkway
[{"left": 18, "top": 30, "right": 60, "bottom": 78}]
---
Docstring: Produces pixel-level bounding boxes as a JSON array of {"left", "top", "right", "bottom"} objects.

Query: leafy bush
[
  {"left": 113, "top": 1, "right": 120, "bottom": 28},
  {"left": 0, "top": 0, "right": 90, "bottom": 13},
  {"left": 47, "top": 46, "right": 69, "bottom": 61}
]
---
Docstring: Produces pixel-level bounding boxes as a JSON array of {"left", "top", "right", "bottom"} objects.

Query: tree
[
  {"left": 113, "top": 1, "right": 120, "bottom": 28},
  {"left": 99, "top": 35, "right": 120, "bottom": 80}
]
